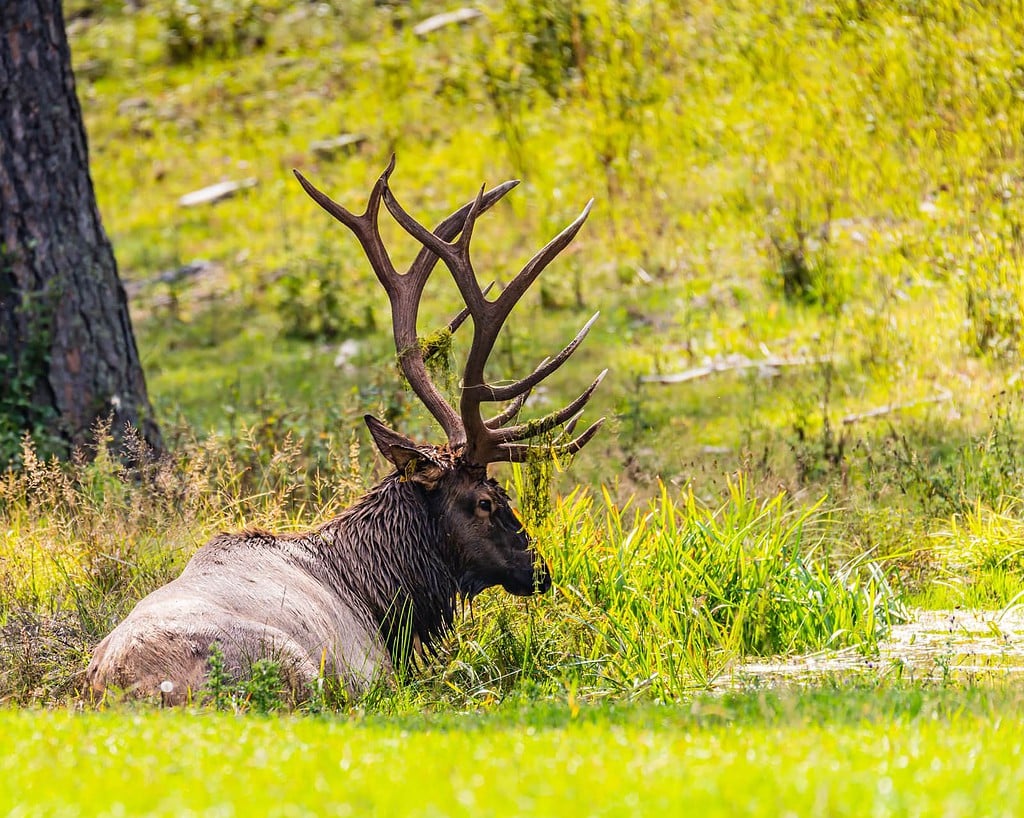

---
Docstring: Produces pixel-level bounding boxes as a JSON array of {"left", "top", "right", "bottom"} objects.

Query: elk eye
[{"left": 478, "top": 498, "right": 493, "bottom": 513}]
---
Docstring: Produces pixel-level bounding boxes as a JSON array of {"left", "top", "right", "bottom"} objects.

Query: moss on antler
[
  {"left": 418, "top": 327, "right": 454, "bottom": 377},
  {"left": 396, "top": 327, "right": 457, "bottom": 398},
  {"left": 516, "top": 427, "right": 559, "bottom": 528}
]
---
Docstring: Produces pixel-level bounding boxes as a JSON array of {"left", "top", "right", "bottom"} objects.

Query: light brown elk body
[{"left": 86, "top": 159, "right": 605, "bottom": 704}]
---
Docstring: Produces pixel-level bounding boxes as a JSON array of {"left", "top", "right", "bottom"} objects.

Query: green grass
[{"left": 5, "top": 689, "right": 1024, "bottom": 816}]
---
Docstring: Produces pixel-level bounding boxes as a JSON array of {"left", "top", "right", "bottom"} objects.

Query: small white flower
[{"left": 159, "top": 680, "right": 174, "bottom": 694}]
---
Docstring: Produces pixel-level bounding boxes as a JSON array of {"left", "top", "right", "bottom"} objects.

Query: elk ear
[
  {"left": 363, "top": 415, "right": 443, "bottom": 487},
  {"left": 365, "top": 415, "right": 418, "bottom": 466}
]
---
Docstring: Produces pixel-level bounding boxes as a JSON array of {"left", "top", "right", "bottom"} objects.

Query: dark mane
[{"left": 315, "top": 472, "right": 460, "bottom": 663}]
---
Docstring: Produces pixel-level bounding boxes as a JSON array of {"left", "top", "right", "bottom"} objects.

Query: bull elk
[{"left": 86, "top": 158, "right": 605, "bottom": 705}]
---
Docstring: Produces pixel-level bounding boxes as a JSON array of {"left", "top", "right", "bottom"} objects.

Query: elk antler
[{"left": 295, "top": 157, "right": 605, "bottom": 465}]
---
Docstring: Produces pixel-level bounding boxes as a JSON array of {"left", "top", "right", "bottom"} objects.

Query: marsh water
[{"left": 721, "top": 609, "right": 1024, "bottom": 687}]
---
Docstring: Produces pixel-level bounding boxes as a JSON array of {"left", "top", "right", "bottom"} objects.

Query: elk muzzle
[{"left": 502, "top": 546, "right": 552, "bottom": 596}]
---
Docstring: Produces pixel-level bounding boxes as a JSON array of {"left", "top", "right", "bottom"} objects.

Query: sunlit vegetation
[
  {"left": 1, "top": 0, "right": 1017, "bottom": 695},
  {"left": 6, "top": 0, "right": 1024, "bottom": 809}
]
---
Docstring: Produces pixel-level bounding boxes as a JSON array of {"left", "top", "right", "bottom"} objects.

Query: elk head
[{"left": 294, "top": 157, "right": 605, "bottom": 599}]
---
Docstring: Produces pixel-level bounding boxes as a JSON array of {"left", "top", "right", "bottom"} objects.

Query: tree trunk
[{"left": 0, "top": 0, "right": 161, "bottom": 463}]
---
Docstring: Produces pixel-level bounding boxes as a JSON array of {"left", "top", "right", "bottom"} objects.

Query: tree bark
[{"left": 0, "top": 0, "right": 161, "bottom": 462}]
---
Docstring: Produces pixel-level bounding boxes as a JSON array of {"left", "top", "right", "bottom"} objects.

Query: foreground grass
[{"left": 4, "top": 689, "right": 1022, "bottom": 816}]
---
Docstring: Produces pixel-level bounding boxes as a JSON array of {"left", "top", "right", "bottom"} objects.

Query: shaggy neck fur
[{"left": 313, "top": 473, "right": 464, "bottom": 664}]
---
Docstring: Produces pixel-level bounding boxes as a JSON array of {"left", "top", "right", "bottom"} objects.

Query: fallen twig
[
  {"left": 841, "top": 390, "right": 952, "bottom": 425},
  {"left": 641, "top": 354, "right": 830, "bottom": 385}
]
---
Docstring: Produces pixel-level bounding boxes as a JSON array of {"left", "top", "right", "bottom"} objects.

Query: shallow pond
[{"left": 722, "top": 609, "right": 1024, "bottom": 687}]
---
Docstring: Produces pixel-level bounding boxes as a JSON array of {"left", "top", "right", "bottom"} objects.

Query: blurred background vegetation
[{"left": 5, "top": 0, "right": 1024, "bottom": 705}]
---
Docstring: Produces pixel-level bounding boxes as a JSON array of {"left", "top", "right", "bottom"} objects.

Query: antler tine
[
  {"left": 484, "top": 389, "right": 532, "bottom": 429},
  {"left": 492, "top": 417, "right": 606, "bottom": 464},
  {"left": 427, "top": 185, "right": 519, "bottom": 246},
  {"left": 490, "top": 369, "right": 607, "bottom": 447},
  {"left": 407, "top": 184, "right": 519, "bottom": 291},
  {"left": 456, "top": 202, "right": 595, "bottom": 394},
  {"left": 294, "top": 163, "right": 398, "bottom": 294},
  {"left": 479, "top": 312, "right": 600, "bottom": 404},
  {"left": 560, "top": 411, "right": 583, "bottom": 437},
  {"left": 490, "top": 200, "right": 593, "bottom": 331}
]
